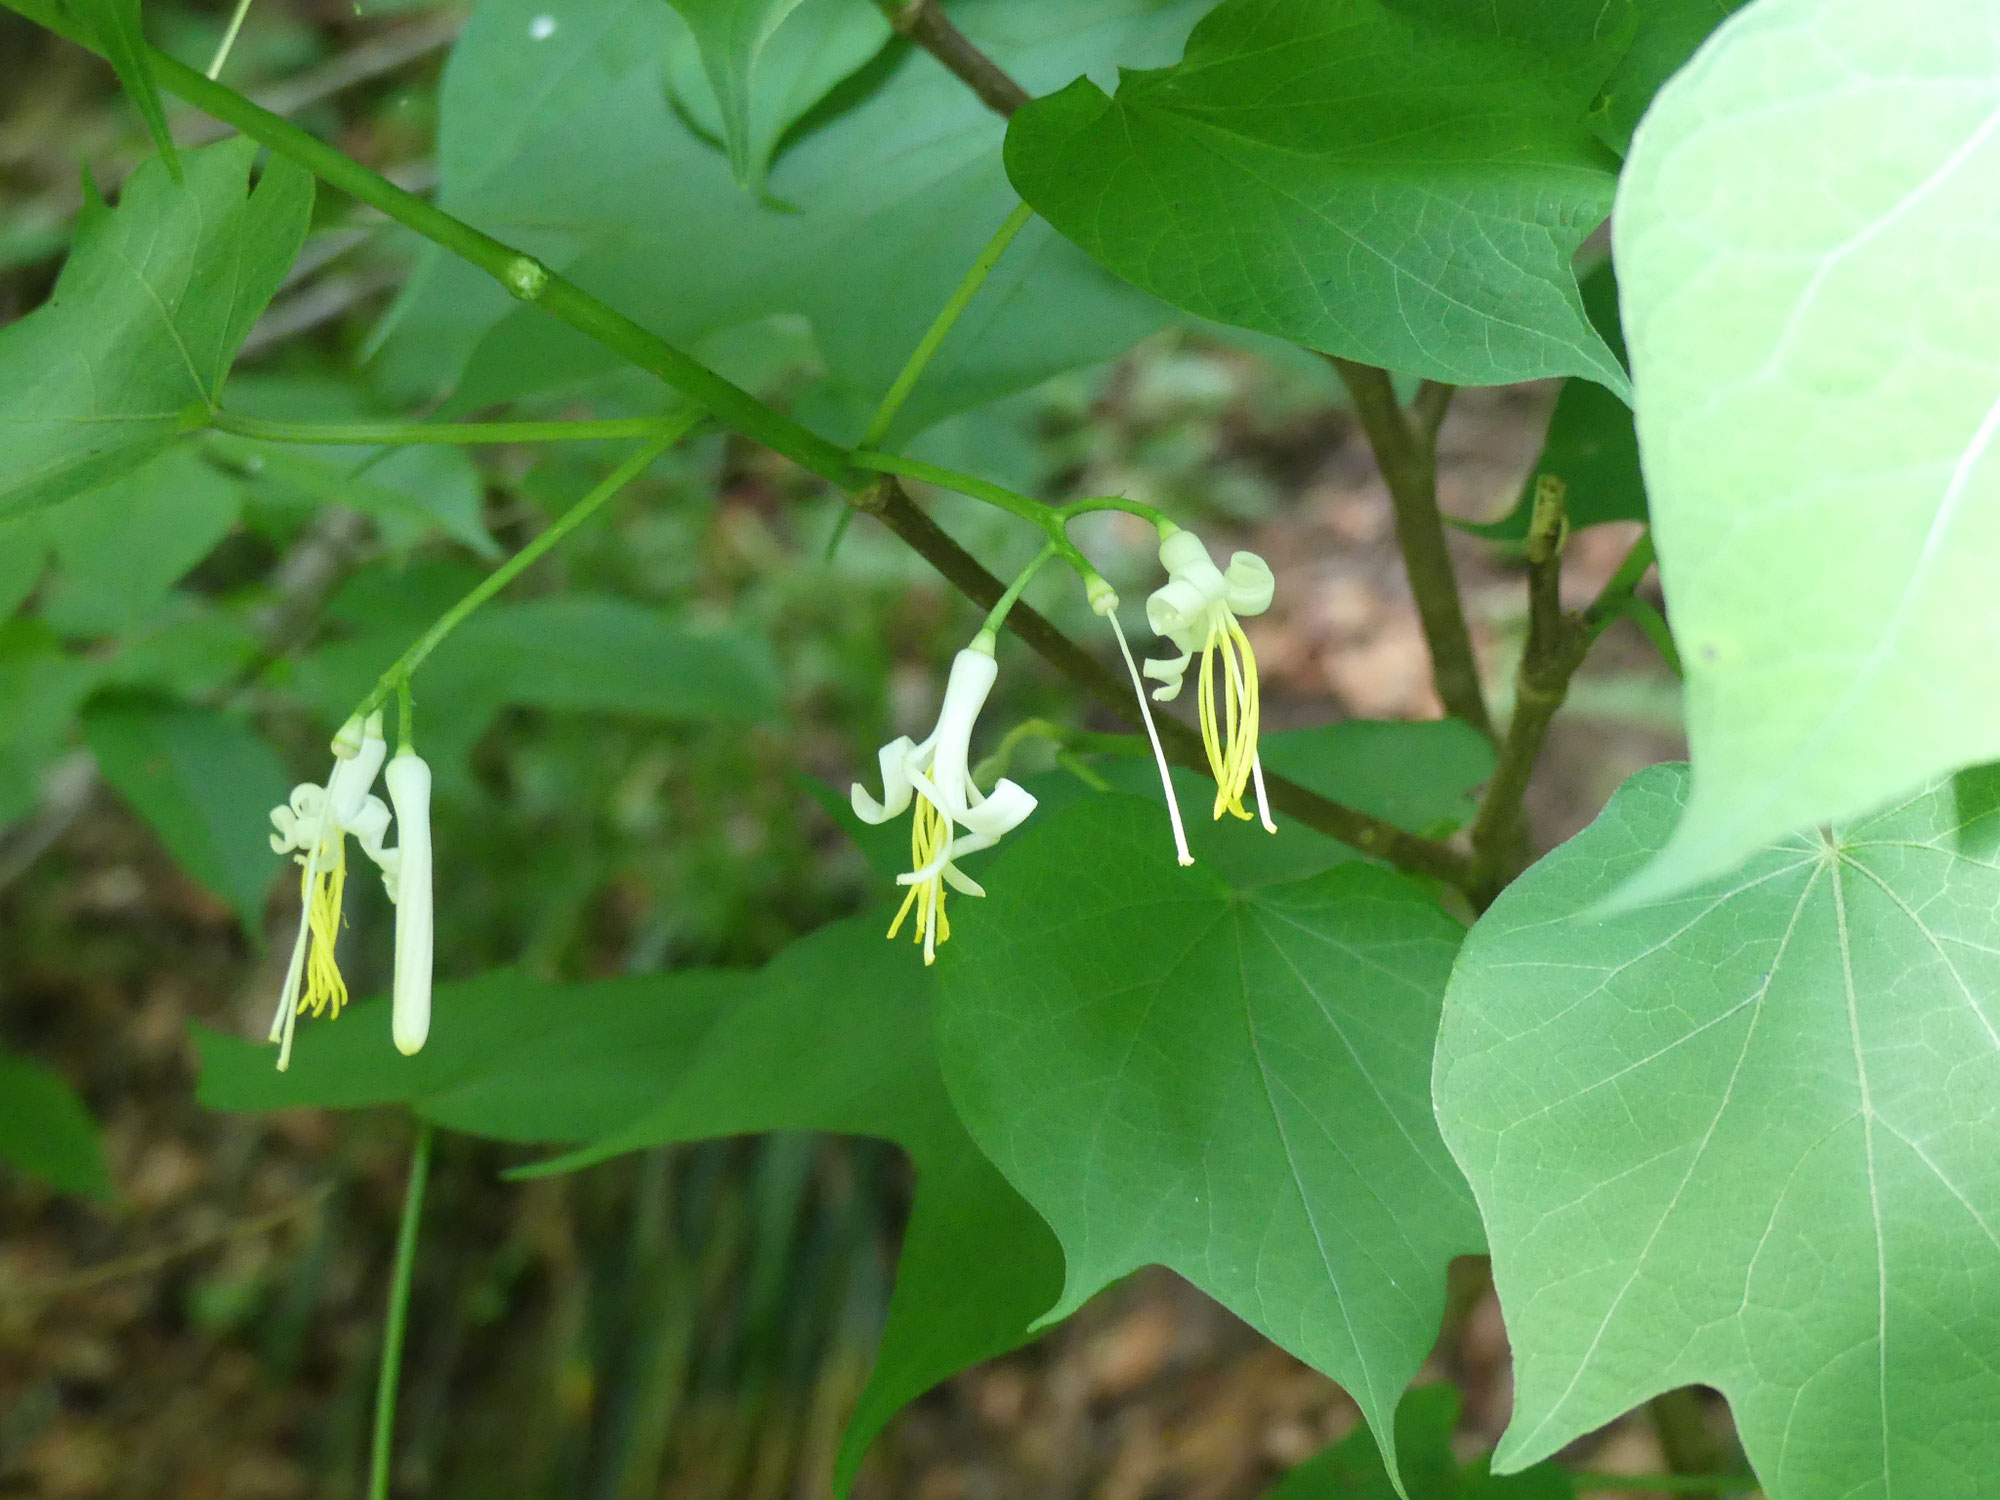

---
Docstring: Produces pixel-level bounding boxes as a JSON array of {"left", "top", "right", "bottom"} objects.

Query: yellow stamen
[
  {"left": 886, "top": 783, "right": 953, "bottom": 965},
  {"left": 1196, "top": 615, "right": 1263, "bottom": 821},
  {"left": 299, "top": 834, "right": 350, "bottom": 1018}
]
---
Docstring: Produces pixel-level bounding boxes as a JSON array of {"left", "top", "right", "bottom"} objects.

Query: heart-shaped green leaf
[
  {"left": 937, "top": 795, "right": 1482, "bottom": 1488},
  {"left": 1436, "top": 763, "right": 2000, "bottom": 1499},
  {"left": 1005, "top": 0, "right": 1632, "bottom": 391}
]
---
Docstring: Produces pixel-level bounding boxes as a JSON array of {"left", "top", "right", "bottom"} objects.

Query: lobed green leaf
[
  {"left": 0, "top": 139, "right": 310, "bottom": 519},
  {"left": 936, "top": 795, "right": 1483, "bottom": 1488},
  {"left": 1436, "top": 764, "right": 2000, "bottom": 1499},
  {"left": 1004, "top": 0, "right": 1633, "bottom": 392}
]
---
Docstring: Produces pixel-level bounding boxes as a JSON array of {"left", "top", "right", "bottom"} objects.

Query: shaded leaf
[
  {"left": 197, "top": 917, "right": 1064, "bottom": 1495},
  {"left": 378, "top": 0, "right": 1202, "bottom": 441},
  {"left": 1588, "top": 0, "right": 1747, "bottom": 155},
  {"left": 664, "top": 0, "right": 890, "bottom": 189},
  {"left": 1268, "top": 1384, "right": 1575, "bottom": 1499},
  {"left": 1005, "top": 0, "right": 1632, "bottom": 392},
  {"left": 1435, "top": 764, "right": 2000, "bottom": 1498},
  {"left": 937, "top": 795, "right": 1482, "bottom": 1485},
  {"left": 71, "top": 0, "right": 179, "bottom": 180},
  {"left": 1463, "top": 264, "right": 1643, "bottom": 543},
  {"left": 0, "top": 1046, "right": 115, "bottom": 1200},
  {"left": 37, "top": 445, "right": 243, "bottom": 636},
  {"left": 0, "top": 140, "right": 311, "bottom": 518},
  {"left": 83, "top": 695, "right": 291, "bottom": 930},
  {"left": 1613, "top": 0, "right": 2000, "bottom": 895},
  {"left": 0, "top": 620, "right": 102, "bottom": 826}
]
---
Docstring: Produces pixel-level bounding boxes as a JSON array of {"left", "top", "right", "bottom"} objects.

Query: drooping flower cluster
[
  {"left": 851, "top": 631, "right": 1036, "bottom": 965},
  {"left": 850, "top": 523, "right": 1277, "bottom": 963},
  {"left": 267, "top": 710, "right": 434, "bottom": 1069},
  {"left": 1141, "top": 524, "right": 1276, "bottom": 831}
]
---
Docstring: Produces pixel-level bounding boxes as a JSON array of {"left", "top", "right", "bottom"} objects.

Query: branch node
[{"left": 501, "top": 254, "right": 549, "bottom": 302}]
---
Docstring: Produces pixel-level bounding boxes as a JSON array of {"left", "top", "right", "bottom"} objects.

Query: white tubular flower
[
  {"left": 266, "top": 711, "right": 396, "bottom": 1071},
  {"left": 383, "top": 750, "right": 433, "bottom": 1057},
  {"left": 1141, "top": 525, "right": 1277, "bottom": 832},
  {"left": 851, "top": 632, "right": 1036, "bottom": 965}
]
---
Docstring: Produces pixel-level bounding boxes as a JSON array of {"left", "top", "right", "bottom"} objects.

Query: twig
[
  {"left": 1328, "top": 358, "right": 1492, "bottom": 739},
  {"left": 1466, "top": 488, "right": 1662, "bottom": 905},
  {"left": 7, "top": 1185, "right": 333, "bottom": 1305},
  {"left": 876, "top": 0, "right": 1029, "bottom": 117}
]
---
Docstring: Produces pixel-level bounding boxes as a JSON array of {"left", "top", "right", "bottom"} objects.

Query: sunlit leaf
[
  {"left": 1614, "top": 0, "right": 2000, "bottom": 896},
  {"left": 1436, "top": 764, "right": 2000, "bottom": 1499}
]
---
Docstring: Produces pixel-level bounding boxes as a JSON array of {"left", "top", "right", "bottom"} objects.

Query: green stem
[
  {"left": 850, "top": 450, "right": 1048, "bottom": 526},
  {"left": 862, "top": 200, "right": 1034, "bottom": 448},
  {"left": 1058, "top": 495, "right": 1174, "bottom": 528},
  {"left": 851, "top": 451, "right": 1099, "bottom": 581},
  {"left": 357, "top": 417, "right": 697, "bottom": 718},
  {"left": 210, "top": 410, "right": 684, "bottom": 447},
  {"left": 981, "top": 543, "right": 1057, "bottom": 636},
  {"left": 70, "top": 29, "right": 864, "bottom": 490},
  {"left": 368, "top": 1119, "right": 434, "bottom": 1500}
]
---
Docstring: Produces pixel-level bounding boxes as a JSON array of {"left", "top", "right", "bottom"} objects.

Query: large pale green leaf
[
  {"left": 1004, "top": 0, "right": 1632, "bottom": 392},
  {"left": 1435, "top": 764, "right": 2000, "bottom": 1499},
  {"left": 937, "top": 795, "right": 1482, "bottom": 1485},
  {"left": 0, "top": 139, "right": 311, "bottom": 519},
  {"left": 1268, "top": 1384, "right": 1574, "bottom": 1499},
  {"left": 0, "top": 1046, "right": 114, "bottom": 1200},
  {"left": 197, "top": 917, "right": 1063, "bottom": 1495},
  {"left": 663, "top": 0, "right": 889, "bottom": 190},
  {"left": 83, "top": 696, "right": 290, "bottom": 931},
  {"left": 1615, "top": 0, "right": 2000, "bottom": 896},
  {"left": 378, "top": 0, "right": 1201, "bottom": 441}
]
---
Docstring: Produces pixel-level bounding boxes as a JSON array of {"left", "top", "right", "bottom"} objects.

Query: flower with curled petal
[
  {"left": 851, "top": 632, "right": 1036, "bottom": 965},
  {"left": 1142, "top": 525, "right": 1276, "bottom": 831}
]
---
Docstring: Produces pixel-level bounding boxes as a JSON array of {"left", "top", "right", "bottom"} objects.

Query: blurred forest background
[{"left": 0, "top": 1, "right": 1701, "bottom": 1495}]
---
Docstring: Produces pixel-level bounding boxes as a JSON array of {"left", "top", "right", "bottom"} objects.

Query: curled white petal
[
  {"left": 958, "top": 778, "right": 1035, "bottom": 841},
  {"left": 384, "top": 751, "right": 433, "bottom": 1057},
  {"left": 1224, "top": 551, "right": 1274, "bottom": 617},
  {"left": 851, "top": 736, "right": 918, "bottom": 824}
]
